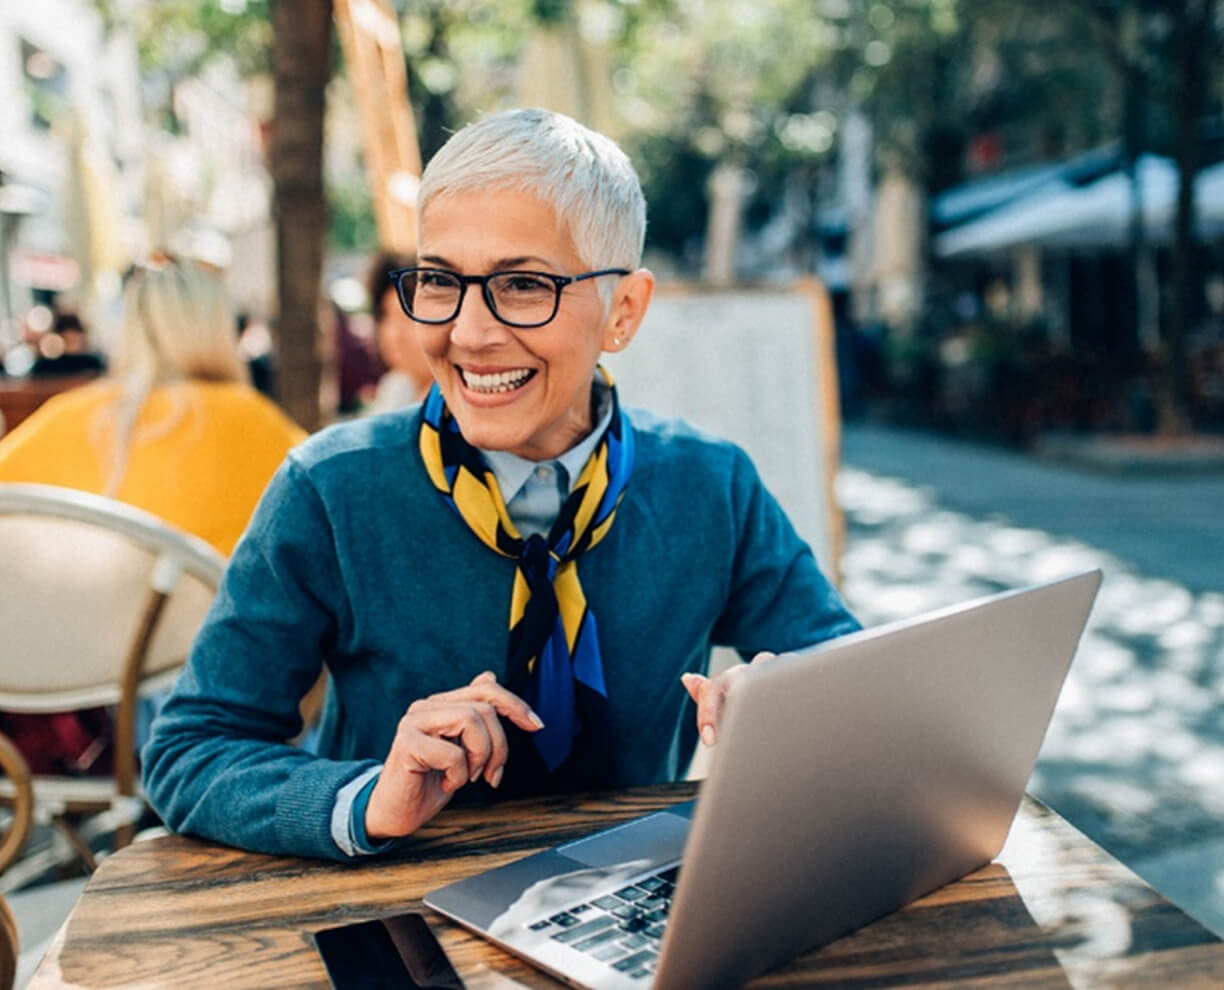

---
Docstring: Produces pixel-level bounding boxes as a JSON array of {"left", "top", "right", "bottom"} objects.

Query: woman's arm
[
  {"left": 688, "top": 447, "right": 862, "bottom": 744},
  {"left": 141, "top": 457, "right": 371, "bottom": 860},
  {"left": 712, "top": 445, "right": 860, "bottom": 652}
]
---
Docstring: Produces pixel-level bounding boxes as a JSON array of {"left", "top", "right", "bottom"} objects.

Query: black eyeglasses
[{"left": 389, "top": 266, "right": 630, "bottom": 328}]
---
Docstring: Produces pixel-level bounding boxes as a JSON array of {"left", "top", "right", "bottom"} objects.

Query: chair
[
  {"left": 0, "top": 892, "right": 15, "bottom": 990},
  {"left": 0, "top": 736, "right": 32, "bottom": 880},
  {"left": 0, "top": 483, "right": 226, "bottom": 874}
]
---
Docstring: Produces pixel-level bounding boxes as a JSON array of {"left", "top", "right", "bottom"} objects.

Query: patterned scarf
[{"left": 418, "top": 367, "right": 633, "bottom": 776}]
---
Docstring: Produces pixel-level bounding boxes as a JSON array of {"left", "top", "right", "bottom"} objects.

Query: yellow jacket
[{"left": 0, "top": 380, "right": 306, "bottom": 555}]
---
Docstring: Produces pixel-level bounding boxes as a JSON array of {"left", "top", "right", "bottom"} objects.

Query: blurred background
[
  {"left": 2, "top": 0, "right": 1222, "bottom": 441},
  {"left": 0, "top": 0, "right": 1222, "bottom": 978}
]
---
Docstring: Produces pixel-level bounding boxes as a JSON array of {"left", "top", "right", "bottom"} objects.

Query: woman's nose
[{"left": 449, "top": 286, "right": 511, "bottom": 348}]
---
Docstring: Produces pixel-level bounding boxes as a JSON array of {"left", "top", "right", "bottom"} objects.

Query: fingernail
[
  {"left": 701, "top": 725, "right": 716, "bottom": 747},
  {"left": 528, "top": 709, "right": 545, "bottom": 729},
  {"left": 491, "top": 765, "right": 504, "bottom": 788},
  {"left": 471, "top": 766, "right": 484, "bottom": 784}
]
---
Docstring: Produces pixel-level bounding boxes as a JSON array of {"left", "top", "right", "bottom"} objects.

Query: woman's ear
[{"left": 601, "top": 269, "right": 655, "bottom": 352}]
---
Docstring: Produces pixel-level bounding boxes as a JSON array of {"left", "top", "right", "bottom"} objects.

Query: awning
[{"left": 934, "top": 155, "right": 1224, "bottom": 258}]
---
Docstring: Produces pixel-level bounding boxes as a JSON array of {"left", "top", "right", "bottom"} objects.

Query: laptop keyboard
[{"left": 525, "top": 864, "right": 679, "bottom": 980}]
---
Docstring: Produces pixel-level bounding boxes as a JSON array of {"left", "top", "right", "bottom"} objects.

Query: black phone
[{"left": 310, "top": 912, "right": 465, "bottom": 989}]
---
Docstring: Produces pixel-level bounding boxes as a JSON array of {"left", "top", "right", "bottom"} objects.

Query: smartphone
[{"left": 311, "top": 912, "right": 465, "bottom": 989}]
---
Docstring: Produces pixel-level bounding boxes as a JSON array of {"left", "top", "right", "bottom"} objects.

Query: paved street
[{"left": 838, "top": 422, "right": 1224, "bottom": 937}]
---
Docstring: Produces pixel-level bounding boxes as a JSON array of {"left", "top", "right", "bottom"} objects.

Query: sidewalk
[
  {"left": 1036, "top": 431, "right": 1224, "bottom": 475},
  {"left": 839, "top": 422, "right": 1224, "bottom": 937}
]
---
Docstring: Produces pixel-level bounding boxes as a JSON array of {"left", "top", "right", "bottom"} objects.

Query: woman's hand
[
  {"left": 364, "top": 671, "right": 543, "bottom": 841},
  {"left": 681, "top": 651, "right": 777, "bottom": 747}
]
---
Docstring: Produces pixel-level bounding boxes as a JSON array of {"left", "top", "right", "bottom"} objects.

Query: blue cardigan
[{"left": 142, "top": 406, "right": 860, "bottom": 861}]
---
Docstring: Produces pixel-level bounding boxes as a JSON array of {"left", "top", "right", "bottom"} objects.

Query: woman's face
[{"left": 416, "top": 187, "right": 636, "bottom": 461}]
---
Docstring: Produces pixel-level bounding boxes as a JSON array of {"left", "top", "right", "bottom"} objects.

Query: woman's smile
[{"left": 457, "top": 365, "right": 538, "bottom": 395}]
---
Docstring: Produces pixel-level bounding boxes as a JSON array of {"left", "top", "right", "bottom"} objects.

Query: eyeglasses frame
[{"left": 388, "top": 265, "right": 631, "bottom": 329}]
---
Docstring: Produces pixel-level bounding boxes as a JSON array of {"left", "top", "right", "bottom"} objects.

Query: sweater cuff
[
  {"left": 276, "top": 758, "right": 381, "bottom": 860},
  {"left": 343, "top": 767, "right": 398, "bottom": 856}
]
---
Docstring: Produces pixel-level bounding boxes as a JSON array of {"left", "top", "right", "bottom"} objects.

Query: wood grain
[
  {"left": 31, "top": 785, "right": 1224, "bottom": 989},
  {"left": 0, "top": 374, "right": 99, "bottom": 433}
]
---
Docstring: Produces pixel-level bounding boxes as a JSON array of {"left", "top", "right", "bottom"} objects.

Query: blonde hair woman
[{"left": 0, "top": 258, "right": 306, "bottom": 555}]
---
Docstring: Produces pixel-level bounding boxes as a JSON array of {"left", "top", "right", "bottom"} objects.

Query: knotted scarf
[{"left": 418, "top": 367, "right": 633, "bottom": 777}]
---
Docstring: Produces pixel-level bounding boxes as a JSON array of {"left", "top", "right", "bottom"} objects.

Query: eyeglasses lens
[
  {"left": 405, "top": 270, "right": 462, "bottom": 322},
  {"left": 486, "top": 273, "right": 557, "bottom": 325},
  {"left": 401, "top": 270, "right": 559, "bottom": 326}
]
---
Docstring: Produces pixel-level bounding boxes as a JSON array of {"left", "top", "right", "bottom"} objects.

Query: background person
[
  {"left": 29, "top": 311, "right": 107, "bottom": 379},
  {"left": 143, "top": 108, "right": 859, "bottom": 862},
  {"left": 364, "top": 250, "right": 433, "bottom": 413},
  {"left": 0, "top": 257, "right": 306, "bottom": 555},
  {"left": 332, "top": 299, "right": 382, "bottom": 416}
]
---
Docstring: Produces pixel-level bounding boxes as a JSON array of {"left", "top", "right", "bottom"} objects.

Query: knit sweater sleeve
[
  {"left": 711, "top": 446, "right": 861, "bottom": 655},
  {"left": 141, "top": 457, "right": 380, "bottom": 861}
]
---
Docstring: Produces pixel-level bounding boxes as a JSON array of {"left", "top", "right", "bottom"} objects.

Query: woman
[
  {"left": 0, "top": 258, "right": 305, "bottom": 776},
  {"left": 0, "top": 258, "right": 305, "bottom": 556},
  {"left": 143, "top": 109, "right": 859, "bottom": 861},
  {"left": 364, "top": 250, "right": 433, "bottom": 413}
]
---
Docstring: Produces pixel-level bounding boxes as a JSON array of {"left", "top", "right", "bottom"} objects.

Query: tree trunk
[
  {"left": 270, "top": 0, "right": 333, "bottom": 431},
  {"left": 1119, "top": 7, "right": 1152, "bottom": 368},
  {"left": 1160, "top": 0, "right": 1211, "bottom": 436}
]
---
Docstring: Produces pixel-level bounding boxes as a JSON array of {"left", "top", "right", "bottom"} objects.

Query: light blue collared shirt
[
  {"left": 481, "top": 390, "right": 614, "bottom": 537},
  {"left": 332, "top": 387, "right": 615, "bottom": 855}
]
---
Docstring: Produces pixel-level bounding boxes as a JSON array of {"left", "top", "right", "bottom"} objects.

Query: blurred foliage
[
  {"left": 90, "top": 0, "right": 1220, "bottom": 267},
  {"left": 328, "top": 176, "right": 378, "bottom": 251},
  {"left": 824, "top": 0, "right": 1121, "bottom": 192},
  {"left": 90, "top": 0, "right": 275, "bottom": 138},
  {"left": 396, "top": 0, "right": 536, "bottom": 161},
  {"left": 92, "top": 0, "right": 274, "bottom": 76},
  {"left": 606, "top": 1, "right": 846, "bottom": 260},
  {"left": 532, "top": 0, "right": 572, "bottom": 25}
]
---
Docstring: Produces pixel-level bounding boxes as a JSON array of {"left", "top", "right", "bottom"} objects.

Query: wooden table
[
  {"left": 0, "top": 374, "right": 98, "bottom": 434},
  {"left": 30, "top": 783, "right": 1224, "bottom": 988}
]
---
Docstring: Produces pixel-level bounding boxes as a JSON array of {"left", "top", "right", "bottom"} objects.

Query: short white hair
[{"left": 418, "top": 108, "right": 647, "bottom": 273}]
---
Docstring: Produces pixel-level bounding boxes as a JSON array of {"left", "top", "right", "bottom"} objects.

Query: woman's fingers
[
  {"left": 681, "top": 672, "right": 725, "bottom": 747},
  {"left": 365, "top": 673, "right": 546, "bottom": 840},
  {"left": 407, "top": 671, "right": 542, "bottom": 787},
  {"left": 680, "top": 671, "right": 705, "bottom": 703},
  {"left": 365, "top": 726, "right": 467, "bottom": 841},
  {"left": 401, "top": 727, "right": 470, "bottom": 794},
  {"left": 428, "top": 671, "right": 545, "bottom": 734},
  {"left": 407, "top": 698, "right": 504, "bottom": 786},
  {"left": 682, "top": 652, "right": 781, "bottom": 747}
]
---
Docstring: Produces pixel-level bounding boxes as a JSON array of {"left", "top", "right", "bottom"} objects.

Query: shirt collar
[{"left": 480, "top": 379, "right": 614, "bottom": 503}]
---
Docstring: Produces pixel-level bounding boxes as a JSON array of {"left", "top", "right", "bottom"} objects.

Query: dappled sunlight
[{"left": 836, "top": 466, "right": 1224, "bottom": 869}]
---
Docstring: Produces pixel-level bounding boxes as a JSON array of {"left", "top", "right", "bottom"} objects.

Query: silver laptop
[{"left": 425, "top": 569, "right": 1102, "bottom": 989}]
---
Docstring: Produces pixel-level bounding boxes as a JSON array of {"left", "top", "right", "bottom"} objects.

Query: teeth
[{"left": 461, "top": 368, "right": 533, "bottom": 393}]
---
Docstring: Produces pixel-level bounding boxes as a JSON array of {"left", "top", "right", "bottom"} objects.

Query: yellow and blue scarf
[{"left": 419, "top": 368, "right": 633, "bottom": 777}]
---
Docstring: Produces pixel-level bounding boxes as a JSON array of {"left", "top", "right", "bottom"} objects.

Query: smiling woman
[
  {"left": 141, "top": 108, "right": 860, "bottom": 866},
  {"left": 408, "top": 184, "right": 650, "bottom": 460}
]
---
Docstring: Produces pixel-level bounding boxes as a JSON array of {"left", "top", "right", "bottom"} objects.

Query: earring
[{"left": 613, "top": 336, "right": 622, "bottom": 345}]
